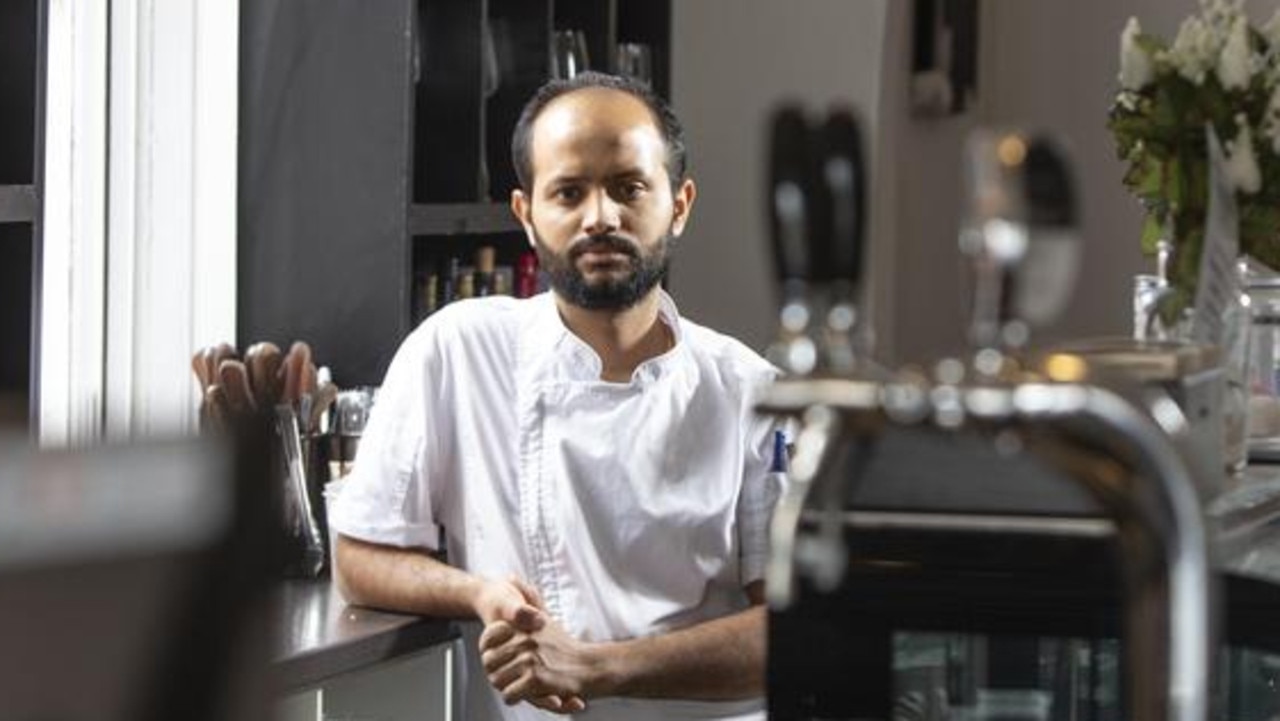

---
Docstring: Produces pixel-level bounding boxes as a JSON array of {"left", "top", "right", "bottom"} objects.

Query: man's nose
[{"left": 581, "top": 189, "right": 621, "bottom": 235}]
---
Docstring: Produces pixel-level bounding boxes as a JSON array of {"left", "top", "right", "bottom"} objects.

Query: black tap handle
[
  {"left": 768, "top": 105, "right": 814, "bottom": 289},
  {"left": 1024, "top": 137, "right": 1077, "bottom": 230},
  {"left": 1015, "top": 135, "right": 1080, "bottom": 327},
  {"left": 816, "top": 108, "right": 866, "bottom": 288}
]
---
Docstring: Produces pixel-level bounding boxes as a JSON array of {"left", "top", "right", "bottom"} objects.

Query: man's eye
[
  {"left": 554, "top": 186, "right": 583, "bottom": 203},
  {"left": 616, "top": 182, "right": 646, "bottom": 200}
]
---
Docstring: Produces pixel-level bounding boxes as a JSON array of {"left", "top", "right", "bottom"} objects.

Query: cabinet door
[
  {"left": 239, "top": 0, "right": 415, "bottom": 387},
  {"left": 322, "top": 643, "right": 455, "bottom": 721}
]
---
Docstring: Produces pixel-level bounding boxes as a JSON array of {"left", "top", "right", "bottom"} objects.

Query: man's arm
[
  {"left": 333, "top": 534, "right": 540, "bottom": 629},
  {"left": 480, "top": 581, "right": 768, "bottom": 704},
  {"left": 335, "top": 534, "right": 587, "bottom": 714}
]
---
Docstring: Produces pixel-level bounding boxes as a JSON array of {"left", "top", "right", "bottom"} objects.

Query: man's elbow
[{"left": 331, "top": 533, "right": 365, "bottom": 604}]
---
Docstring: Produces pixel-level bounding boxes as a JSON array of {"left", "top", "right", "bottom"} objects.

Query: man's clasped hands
[{"left": 475, "top": 577, "right": 611, "bottom": 715}]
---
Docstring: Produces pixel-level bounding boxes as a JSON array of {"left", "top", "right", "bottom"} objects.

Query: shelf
[
  {"left": 0, "top": 186, "right": 36, "bottom": 224},
  {"left": 409, "top": 202, "right": 521, "bottom": 236}
]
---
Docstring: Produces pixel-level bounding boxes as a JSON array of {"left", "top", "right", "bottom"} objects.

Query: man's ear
[
  {"left": 511, "top": 189, "right": 536, "bottom": 248},
  {"left": 671, "top": 178, "right": 697, "bottom": 237}
]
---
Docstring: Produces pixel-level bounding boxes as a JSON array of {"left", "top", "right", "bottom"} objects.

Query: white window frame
[
  {"left": 39, "top": 0, "right": 108, "bottom": 447},
  {"left": 40, "top": 0, "right": 238, "bottom": 445}
]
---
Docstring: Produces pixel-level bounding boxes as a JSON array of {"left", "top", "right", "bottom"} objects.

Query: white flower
[
  {"left": 1217, "top": 16, "right": 1252, "bottom": 90},
  {"left": 1264, "top": 8, "right": 1280, "bottom": 47},
  {"left": 1119, "top": 18, "right": 1154, "bottom": 90},
  {"left": 1167, "top": 16, "right": 1219, "bottom": 84},
  {"left": 1226, "top": 114, "right": 1262, "bottom": 194},
  {"left": 1263, "top": 85, "right": 1280, "bottom": 155}
]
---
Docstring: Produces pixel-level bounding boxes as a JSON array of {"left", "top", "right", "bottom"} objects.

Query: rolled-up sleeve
[
  {"left": 329, "top": 326, "right": 446, "bottom": 551},
  {"left": 737, "top": 411, "right": 789, "bottom": 587}
]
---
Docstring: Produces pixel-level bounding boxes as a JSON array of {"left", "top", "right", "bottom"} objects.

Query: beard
[{"left": 533, "top": 229, "right": 673, "bottom": 311}]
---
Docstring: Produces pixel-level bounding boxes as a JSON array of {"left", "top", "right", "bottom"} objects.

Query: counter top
[
  {"left": 273, "top": 578, "right": 459, "bottom": 692},
  {"left": 267, "top": 467, "right": 1280, "bottom": 691}
]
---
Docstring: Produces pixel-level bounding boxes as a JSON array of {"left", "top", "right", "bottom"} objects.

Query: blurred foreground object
[
  {"left": 191, "top": 340, "right": 336, "bottom": 578},
  {"left": 0, "top": 433, "right": 276, "bottom": 721}
]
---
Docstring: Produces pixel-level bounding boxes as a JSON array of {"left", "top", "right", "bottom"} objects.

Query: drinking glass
[
  {"left": 1246, "top": 278, "right": 1280, "bottom": 439},
  {"left": 1132, "top": 273, "right": 1164, "bottom": 341},
  {"left": 332, "top": 387, "right": 378, "bottom": 479},
  {"left": 551, "top": 29, "right": 590, "bottom": 79},
  {"left": 615, "top": 42, "right": 653, "bottom": 86}
]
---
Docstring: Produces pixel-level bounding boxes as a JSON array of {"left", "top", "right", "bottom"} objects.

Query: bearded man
[{"left": 330, "top": 72, "right": 785, "bottom": 721}]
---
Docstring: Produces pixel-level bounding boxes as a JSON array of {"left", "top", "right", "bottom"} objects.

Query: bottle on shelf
[
  {"left": 438, "top": 256, "right": 460, "bottom": 307},
  {"left": 494, "top": 266, "right": 513, "bottom": 296},
  {"left": 422, "top": 273, "right": 439, "bottom": 318},
  {"left": 474, "top": 245, "right": 496, "bottom": 296},
  {"left": 516, "top": 251, "right": 539, "bottom": 298},
  {"left": 457, "top": 271, "right": 476, "bottom": 300}
]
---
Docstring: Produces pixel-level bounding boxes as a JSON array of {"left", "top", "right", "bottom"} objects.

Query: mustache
[{"left": 568, "top": 234, "right": 640, "bottom": 260}]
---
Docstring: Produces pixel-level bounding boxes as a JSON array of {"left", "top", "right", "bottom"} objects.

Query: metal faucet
[
  {"left": 759, "top": 119, "right": 1214, "bottom": 721},
  {"left": 758, "top": 375, "right": 1214, "bottom": 721}
]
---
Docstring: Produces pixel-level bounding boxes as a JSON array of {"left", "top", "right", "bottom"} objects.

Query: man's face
[{"left": 512, "top": 88, "right": 695, "bottom": 311}]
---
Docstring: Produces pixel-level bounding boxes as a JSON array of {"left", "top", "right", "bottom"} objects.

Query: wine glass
[
  {"left": 551, "top": 29, "right": 590, "bottom": 79},
  {"left": 615, "top": 42, "right": 653, "bottom": 86}
]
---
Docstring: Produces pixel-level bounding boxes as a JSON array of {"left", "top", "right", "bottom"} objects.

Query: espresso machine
[{"left": 756, "top": 111, "right": 1280, "bottom": 721}]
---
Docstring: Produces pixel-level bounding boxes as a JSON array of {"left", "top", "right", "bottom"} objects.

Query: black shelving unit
[
  {"left": 408, "top": 202, "right": 521, "bottom": 237},
  {"left": 239, "top": 0, "right": 671, "bottom": 387},
  {"left": 0, "top": 186, "right": 36, "bottom": 224},
  {"left": 0, "top": 0, "right": 44, "bottom": 431}
]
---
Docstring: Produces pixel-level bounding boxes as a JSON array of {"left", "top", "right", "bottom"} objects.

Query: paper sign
[{"left": 1192, "top": 125, "right": 1241, "bottom": 347}]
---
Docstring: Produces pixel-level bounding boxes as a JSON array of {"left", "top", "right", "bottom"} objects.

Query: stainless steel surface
[
  {"left": 274, "top": 578, "right": 457, "bottom": 692},
  {"left": 1014, "top": 384, "right": 1211, "bottom": 721},
  {"left": 766, "top": 404, "right": 844, "bottom": 606},
  {"left": 820, "top": 509, "right": 1115, "bottom": 538},
  {"left": 759, "top": 378, "right": 1214, "bottom": 721}
]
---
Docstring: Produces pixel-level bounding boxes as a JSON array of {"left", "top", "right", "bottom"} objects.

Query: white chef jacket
[{"left": 329, "top": 291, "right": 784, "bottom": 721}]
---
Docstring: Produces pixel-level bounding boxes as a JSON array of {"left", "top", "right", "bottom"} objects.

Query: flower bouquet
[{"left": 1109, "top": 0, "right": 1280, "bottom": 316}]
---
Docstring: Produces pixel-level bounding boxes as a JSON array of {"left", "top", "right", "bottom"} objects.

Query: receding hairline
[
  {"left": 511, "top": 72, "right": 688, "bottom": 194},
  {"left": 524, "top": 87, "right": 674, "bottom": 183},
  {"left": 528, "top": 86, "right": 667, "bottom": 141}
]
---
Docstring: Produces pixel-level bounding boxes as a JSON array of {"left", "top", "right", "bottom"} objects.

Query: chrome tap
[
  {"left": 758, "top": 127, "right": 1214, "bottom": 721},
  {"left": 765, "top": 105, "right": 873, "bottom": 377}
]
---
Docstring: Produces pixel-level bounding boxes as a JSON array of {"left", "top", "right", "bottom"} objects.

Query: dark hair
[{"left": 510, "top": 71, "right": 688, "bottom": 193}]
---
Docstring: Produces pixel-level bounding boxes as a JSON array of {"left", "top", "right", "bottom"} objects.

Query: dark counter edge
[{"left": 273, "top": 579, "right": 461, "bottom": 693}]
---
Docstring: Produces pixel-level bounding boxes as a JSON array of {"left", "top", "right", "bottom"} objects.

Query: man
[{"left": 330, "top": 72, "right": 784, "bottom": 720}]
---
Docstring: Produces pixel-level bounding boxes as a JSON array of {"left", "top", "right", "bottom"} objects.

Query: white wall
[
  {"left": 977, "top": 0, "right": 1202, "bottom": 347},
  {"left": 672, "top": 0, "right": 1262, "bottom": 366},
  {"left": 670, "top": 1, "right": 890, "bottom": 354}
]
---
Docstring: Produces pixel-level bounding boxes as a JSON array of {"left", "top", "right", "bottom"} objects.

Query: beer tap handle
[
  {"left": 816, "top": 108, "right": 865, "bottom": 291},
  {"left": 816, "top": 108, "right": 868, "bottom": 372},
  {"left": 768, "top": 105, "right": 815, "bottom": 296},
  {"left": 767, "top": 106, "right": 820, "bottom": 375}
]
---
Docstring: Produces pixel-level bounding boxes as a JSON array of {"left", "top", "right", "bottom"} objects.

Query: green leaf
[
  {"left": 1140, "top": 212, "right": 1165, "bottom": 255},
  {"left": 1134, "top": 34, "right": 1166, "bottom": 56},
  {"left": 1165, "top": 155, "right": 1183, "bottom": 209}
]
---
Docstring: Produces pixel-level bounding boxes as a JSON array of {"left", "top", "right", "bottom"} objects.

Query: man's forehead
[{"left": 532, "top": 88, "right": 662, "bottom": 143}]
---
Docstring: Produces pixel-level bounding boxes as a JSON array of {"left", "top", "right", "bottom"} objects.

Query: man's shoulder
[
  {"left": 678, "top": 317, "right": 779, "bottom": 386},
  {"left": 410, "top": 295, "right": 531, "bottom": 344}
]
